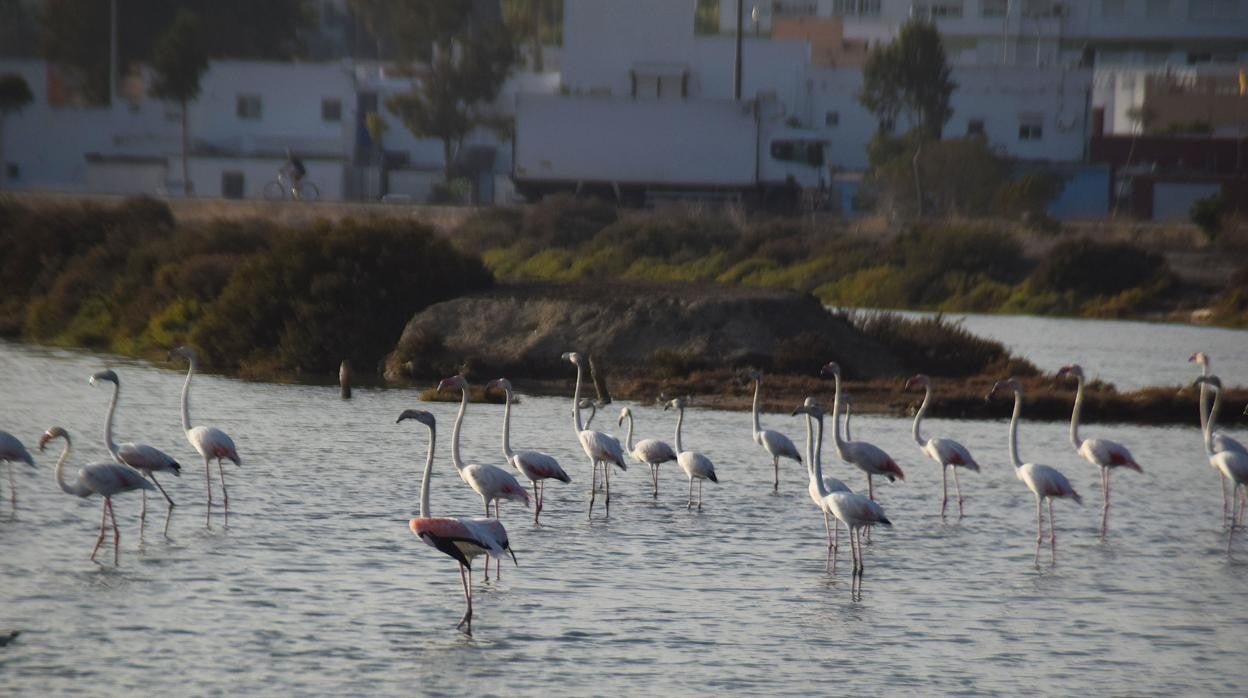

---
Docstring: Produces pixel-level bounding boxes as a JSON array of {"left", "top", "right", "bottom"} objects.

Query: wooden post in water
[
  {"left": 339, "top": 360, "right": 351, "bottom": 399},
  {"left": 588, "top": 355, "right": 612, "bottom": 405}
]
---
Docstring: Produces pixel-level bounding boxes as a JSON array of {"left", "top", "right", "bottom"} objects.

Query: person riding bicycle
[{"left": 281, "top": 147, "right": 307, "bottom": 192}]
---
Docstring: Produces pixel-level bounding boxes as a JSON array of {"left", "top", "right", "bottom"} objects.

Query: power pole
[{"left": 733, "top": 0, "right": 743, "bottom": 100}]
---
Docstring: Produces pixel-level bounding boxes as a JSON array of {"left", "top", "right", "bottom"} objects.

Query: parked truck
[{"left": 512, "top": 93, "right": 831, "bottom": 208}]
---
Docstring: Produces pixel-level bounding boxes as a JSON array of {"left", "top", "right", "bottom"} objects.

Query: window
[
  {"left": 1189, "top": 0, "right": 1240, "bottom": 20},
  {"left": 832, "top": 0, "right": 881, "bottom": 16},
  {"left": 773, "top": 0, "right": 818, "bottom": 17},
  {"left": 321, "top": 98, "right": 342, "bottom": 122},
  {"left": 982, "top": 0, "right": 1007, "bottom": 17},
  {"left": 5, "top": 163, "right": 18, "bottom": 181},
  {"left": 1018, "top": 115, "right": 1043, "bottom": 141},
  {"left": 222, "top": 171, "right": 244, "bottom": 199},
  {"left": 1146, "top": 0, "right": 1169, "bottom": 18},
  {"left": 825, "top": 111, "right": 840, "bottom": 127},
  {"left": 967, "top": 118, "right": 985, "bottom": 136},
  {"left": 913, "top": 2, "right": 963, "bottom": 19},
  {"left": 1101, "top": 0, "right": 1125, "bottom": 18},
  {"left": 236, "top": 94, "right": 262, "bottom": 120},
  {"left": 770, "top": 139, "right": 825, "bottom": 166}
]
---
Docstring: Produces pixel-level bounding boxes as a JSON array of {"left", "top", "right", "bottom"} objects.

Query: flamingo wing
[
  {"left": 1082, "top": 438, "right": 1141, "bottom": 472},
  {"left": 761, "top": 429, "right": 802, "bottom": 462},
  {"left": 0, "top": 431, "right": 34, "bottom": 465},
  {"left": 678, "top": 451, "right": 717, "bottom": 483},
  {"left": 1211, "top": 451, "right": 1248, "bottom": 486},
  {"left": 190, "top": 426, "right": 241, "bottom": 465},
  {"left": 411, "top": 517, "right": 491, "bottom": 567},
  {"left": 581, "top": 430, "right": 626, "bottom": 470},
  {"left": 81, "top": 463, "right": 156, "bottom": 495},
  {"left": 849, "top": 441, "right": 905, "bottom": 481},
  {"left": 933, "top": 438, "right": 979, "bottom": 471},
  {"left": 118, "top": 442, "right": 181, "bottom": 475},
  {"left": 1023, "top": 463, "right": 1082, "bottom": 504},
  {"left": 466, "top": 464, "right": 532, "bottom": 506},
  {"left": 1211, "top": 431, "right": 1247, "bottom": 455},
  {"left": 827, "top": 492, "right": 890, "bottom": 528},
  {"left": 635, "top": 438, "right": 677, "bottom": 465},
  {"left": 514, "top": 450, "right": 571, "bottom": 484}
]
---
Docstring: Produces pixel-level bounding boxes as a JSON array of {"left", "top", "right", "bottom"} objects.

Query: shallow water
[{"left": 2, "top": 339, "right": 1247, "bottom": 696}]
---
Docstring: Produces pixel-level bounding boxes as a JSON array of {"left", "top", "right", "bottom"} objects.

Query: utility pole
[
  {"left": 733, "top": 0, "right": 743, "bottom": 100},
  {"left": 110, "top": 0, "right": 119, "bottom": 105}
]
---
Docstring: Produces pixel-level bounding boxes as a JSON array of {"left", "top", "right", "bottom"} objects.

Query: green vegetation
[{"left": 0, "top": 197, "right": 492, "bottom": 377}]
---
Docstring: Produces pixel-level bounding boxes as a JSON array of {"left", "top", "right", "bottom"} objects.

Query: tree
[
  {"left": 0, "top": 73, "right": 33, "bottom": 190},
  {"left": 149, "top": 11, "right": 208, "bottom": 197},
  {"left": 502, "top": 0, "right": 563, "bottom": 70}
]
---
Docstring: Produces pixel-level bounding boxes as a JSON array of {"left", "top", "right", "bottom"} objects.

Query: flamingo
[
  {"left": 793, "top": 403, "right": 890, "bottom": 574},
  {"left": 987, "top": 379, "right": 1083, "bottom": 565},
  {"left": 1190, "top": 352, "right": 1246, "bottom": 525},
  {"left": 843, "top": 396, "right": 855, "bottom": 441},
  {"left": 38, "top": 427, "right": 154, "bottom": 565},
  {"left": 1058, "top": 364, "right": 1142, "bottom": 537},
  {"left": 398, "top": 409, "right": 516, "bottom": 635},
  {"left": 1193, "top": 376, "right": 1248, "bottom": 551},
  {"left": 820, "top": 362, "right": 905, "bottom": 501},
  {"left": 0, "top": 430, "right": 35, "bottom": 509},
  {"left": 168, "top": 347, "right": 240, "bottom": 527},
  {"left": 663, "top": 397, "right": 718, "bottom": 511},
  {"left": 486, "top": 378, "right": 570, "bottom": 524},
  {"left": 905, "top": 374, "right": 980, "bottom": 519},
  {"left": 561, "top": 352, "right": 626, "bottom": 517},
  {"left": 580, "top": 398, "right": 598, "bottom": 429},
  {"left": 794, "top": 397, "right": 853, "bottom": 564},
  {"left": 90, "top": 369, "right": 181, "bottom": 521},
  {"left": 618, "top": 407, "right": 677, "bottom": 497},
  {"left": 740, "top": 369, "right": 802, "bottom": 491}
]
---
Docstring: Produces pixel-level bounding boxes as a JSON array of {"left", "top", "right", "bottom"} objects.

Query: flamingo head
[
  {"left": 1189, "top": 351, "right": 1209, "bottom": 367},
  {"left": 167, "top": 346, "right": 196, "bottom": 362},
  {"left": 38, "top": 426, "right": 68, "bottom": 452},
  {"left": 617, "top": 407, "right": 631, "bottom": 427},
  {"left": 561, "top": 351, "right": 584, "bottom": 367},
  {"left": 664, "top": 397, "right": 686, "bottom": 412},
  {"left": 1192, "top": 375, "right": 1221, "bottom": 393},
  {"left": 791, "top": 402, "right": 824, "bottom": 420},
  {"left": 737, "top": 368, "right": 762, "bottom": 385},
  {"left": 89, "top": 369, "right": 118, "bottom": 386},
  {"left": 987, "top": 377, "right": 1022, "bottom": 401},
  {"left": 396, "top": 409, "right": 435, "bottom": 427},
  {"left": 904, "top": 373, "right": 930, "bottom": 392},
  {"left": 485, "top": 378, "right": 512, "bottom": 394},
  {"left": 436, "top": 375, "right": 467, "bottom": 392},
  {"left": 1057, "top": 364, "right": 1084, "bottom": 381},
  {"left": 820, "top": 361, "right": 841, "bottom": 378}
]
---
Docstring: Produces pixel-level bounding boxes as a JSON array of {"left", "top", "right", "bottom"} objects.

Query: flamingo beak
[{"left": 508, "top": 548, "right": 519, "bottom": 566}]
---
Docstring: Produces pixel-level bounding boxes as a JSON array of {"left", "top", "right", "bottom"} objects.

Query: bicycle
[{"left": 263, "top": 171, "right": 320, "bottom": 201}]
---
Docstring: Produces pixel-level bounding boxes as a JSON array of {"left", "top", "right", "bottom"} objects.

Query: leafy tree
[
  {"left": 858, "top": 18, "right": 954, "bottom": 140},
  {"left": 150, "top": 11, "right": 209, "bottom": 197},
  {"left": 502, "top": 0, "right": 563, "bottom": 70},
  {"left": 347, "top": 0, "right": 473, "bottom": 62},
  {"left": 0, "top": 73, "right": 33, "bottom": 190}
]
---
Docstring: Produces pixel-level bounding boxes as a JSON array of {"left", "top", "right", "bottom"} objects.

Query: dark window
[
  {"left": 1019, "top": 120, "right": 1043, "bottom": 140},
  {"left": 222, "top": 171, "right": 245, "bottom": 199},
  {"left": 825, "top": 111, "right": 840, "bottom": 127},
  {"left": 5, "top": 163, "right": 18, "bottom": 180},
  {"left": 322, "top": 98, "right": 342, "bottom": 122},
  {"left": 967, "top": 119, "right": 985, "bottom": 136},
  {"left": 771, "top": 140, "right": 825, "bottom": 166},
  {"left": 237, "top": 94, "right": 262, "bottom": 119}
]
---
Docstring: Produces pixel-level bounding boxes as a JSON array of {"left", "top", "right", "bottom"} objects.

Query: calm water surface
[{"left": 2, "top": 331, "right": 1247, "bottom": 696}]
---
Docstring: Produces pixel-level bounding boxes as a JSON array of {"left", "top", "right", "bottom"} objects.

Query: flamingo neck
[
  {"left": 52, "top": 435, "right": 89, "bottom": 497},
  {"left": 179, "top": 354, "right": 195, "bottom": 433},
  {"left": 812, "top": 414, "right": 830, "bottom": 498},
  {"left": 1204, "top": 384, "right": 1221, "bottom": 456},
  {"left": 803, "top": 410, "right": 814, "bottom": 480},
  {"left": 1198, "top": 360, "right": 1211, "bottom": 434},
  {"left": 912, "top": 384, "right": 931, "bottom": 448},
  {"left": 102, "top": 380, "right": 120, "bottom": 459},
  {"left": 750, "top": 379, "right": 762, "bottom": 440},
  {"left": 1007, "top": 389, "right": 1024, "bottom": 469},
  {"left": 623, "top": 412, "right": 635, "bottom": 452},
  {"left": 830, "top": 369, "right": 849, "bottom": 458},
  {"left": 673, "top": 406, "right": 685, "bottom": 454},
  {"left": 449, "top": 386, "right": 467, "bottom": 472},
  {"left": 571, "top": 362, "right": 584, "bottom": 433},
  {"left": 419, "top": 423, "right": 436, "bottom": 518},
  {"left": 500, "top": 388, "right": 515, "bottom": 459},
  {"left": 1068, "top": 374, "right": 1085, "bottom": 449}
]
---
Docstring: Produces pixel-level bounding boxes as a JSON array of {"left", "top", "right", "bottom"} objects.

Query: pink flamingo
[
  {"left": 1190, "top": 352, "right": 1247, "bottom": 526},
  {"left": 905, "top": 374, "right": 980, "bottom": 519},
  {"left": 988, "top": 379, "right": 1083, "bottom": 565},
  {"left": 0, "top": 430, "right": 35, "bottom": 509},
  {"left": 793, "top": 402, "right": 890, "bottom": 574},
  {"left": 618, "top": 406, "right": 677, "bottom": 497},
  {"left": 168, "top": 347, "right": 240, "bottom": 527},
  {"left": 399, "top": 409, "right": 516, "bottom": 635},
  {"left": 741, "top": 369, "right": 802, "bottom": 491},
  {"left": 90, "top": 369, "right": 181, "bottom": 521},
  {"left": 39, "top": 427, "right": 154, "bottom": 565},
  {"left": 1058, "top": 364, "right": 1142, "bottom": 537},
  {"left": 663, "top": 397, "right": 718, "bottom": 511},
  {"left": 821, "top": 362, "right": 905, "bottom": 501},
  {"left": 794, "top": 397, "right": 853, "bottom": 565},
  {"left": 561, "top": 352, "right": 626, "bottom": 517},
  {"left": 486, "top": 378, "right": 571, "bottom": 523},
  {"left": 1193, "top": 376, "right": 1248, "bottom": 552}
]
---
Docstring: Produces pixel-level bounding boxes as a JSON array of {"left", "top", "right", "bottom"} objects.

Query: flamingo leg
[
  {"left": 588, "top": 459, "right": 598, "bottom": 518},
  {"left": 1100, "top": 467, "right": 1110, "bottom": 537},
  {"left": 952, "top": 467, "right": 964, "bottom": 518},
  {"left": 140, "top": 487, "right": 148, "bottom": 522},
  {"left": 867, "top": 474, "right": 874, "bottom": 501},
  {"left": 651, "top": 465, "right": 659, "bottom": 498},
  {"left": 108, "top": 497, "right": 121, "bottom": 566},
  {"left": 941, "top": 465, "right": 949, "bottom": 519},
  {"left": 456, "top": 564, "right": 473, "bottom": 634},
  {"left": 8, "top": 462, "right": 16, "bottom": 507},
  {"left": 91, "top": 497, "right": 109, "bottom": 561},
  {"left": 697, "top": 479, "right": 704, "bottom": 512},
  {"left": 773, "top": 456, "right": 779, "bottom": 492},
  {"left": 604, "top": 466, "right": 611, "bottom": 513},
  {"left": 687, "top": 477, "right": 694, "bottom": 510},
  {"left": 203, "top": 455, "right": 213, "bottom": 527},
  {"left": 1034, "top": 496, "right": 1043, "bottom": 565},
  {"left": 532, "top": 482, "right": 540, "bottom": 524},
  {"left": 1048, "top": 498, "right": 1058, "bottom": 562},
  {"left": 217, "top": 458, "right": 229, "bottom": 524},
  {"left": 149, "top": 472, "right": 175, "bottom": 508}
]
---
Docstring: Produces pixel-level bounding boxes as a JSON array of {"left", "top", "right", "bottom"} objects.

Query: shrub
[
  {"left": 1190, "top": 193, "right": 1225, "bottom": 238},
  {"left": 521, "top": 193, "right": 617, "bottom": 248},
  {"left": 1029, "top": 238, "right": 1168, "bottom": 299},
  {"left": 845, "top": 310, "right": 1034, "bottom": 377}
]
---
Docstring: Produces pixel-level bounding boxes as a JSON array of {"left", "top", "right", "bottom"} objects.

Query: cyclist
[{"left": 281, "top": 147, "right": 307, "bottom": 196}]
